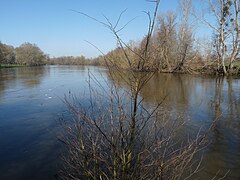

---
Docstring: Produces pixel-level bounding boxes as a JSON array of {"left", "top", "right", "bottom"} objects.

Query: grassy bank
[
  {"left": 0, "top": 64, "right": 26, "bottom": 68},
  {"left": 233, "top": 61, "right": 240, "bottom": 69}
]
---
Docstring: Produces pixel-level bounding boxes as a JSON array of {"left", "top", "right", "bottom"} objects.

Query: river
[{"left": 0, "top": 66, "right": 239, "bottom": 179}]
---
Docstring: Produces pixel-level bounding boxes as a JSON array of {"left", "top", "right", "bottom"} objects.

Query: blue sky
[{"left": 1, "top": 0, "right": 194, "bottom": 58}]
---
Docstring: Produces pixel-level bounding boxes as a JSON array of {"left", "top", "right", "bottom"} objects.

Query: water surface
[{"left": 0, "top": 66, "right": 239, "bottom": 179}]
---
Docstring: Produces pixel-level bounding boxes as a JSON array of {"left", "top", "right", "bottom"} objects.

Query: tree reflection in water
[{"left": 107, "top": 71, "right": 240, "bottom": 179}]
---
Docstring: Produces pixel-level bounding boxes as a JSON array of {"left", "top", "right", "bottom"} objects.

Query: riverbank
[
  {"left": 2, "top": 61, "right": 240, "bottom": 76},
  {"left": 0, "top": 64, "right": 25, "bottom": 68}
]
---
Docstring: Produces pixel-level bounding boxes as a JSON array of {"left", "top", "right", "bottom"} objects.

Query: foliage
[
  {"left": 0, "top": 42, "right": 48, "bottom": 67},
  {"left": 15, "top": 43, "right": 47, "bottom": 66},
  {"left": 0, "top": 42, "right": 15, "bottom": 64},
  {"left": 49, "top": 55, "right": 92, "bottom": 65}
]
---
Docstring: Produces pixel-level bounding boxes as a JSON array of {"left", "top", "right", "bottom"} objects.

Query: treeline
[
  {"left": 0, "top": 42, "right": 98, "bottom": 67},
  {"left": 94, "top": 0, "right": 240, "bottom": 75},
  {"left": 0, "top": 42, "right": 47, "bottom": 66},
  {"left": 48, "top": 56, "right": 99, "bottom": 66}
]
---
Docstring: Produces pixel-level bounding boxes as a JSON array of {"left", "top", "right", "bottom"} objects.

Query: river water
[{"left": 0, "top": 66, "right": 239, "bottom": 179}]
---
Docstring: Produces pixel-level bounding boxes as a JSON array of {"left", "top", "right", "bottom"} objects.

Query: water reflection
[
  {"left": 107, "top": 71, "right": 240, "bottom": 179},
  {"left": 203, "top": 77, "right": 240, "bottom": 179},
  {"left": 0, "top": 66, "right": 48, "bottom": 95},
  {"left": 17, "top": 67, "right": 49, "bottom": 88},
  {"left": 0, "top": 65, "right": 104, "bottom": 180},
  {"left": 0, "top": 66, "right": 239, "bottom": 179},
  {"left": 108, "top": 72, "right": 240, "bottom": 125},
  {"left": 209, "top": 77, "right": 240, "bottom": 128}
]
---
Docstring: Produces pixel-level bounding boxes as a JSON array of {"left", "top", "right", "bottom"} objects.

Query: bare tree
[
  {"left": 153, "top": 12, "right": 177, "bottom": 72},
  {"left": 197, "top": 0, "right": 240, "bottom": 75},
  {"left": 228, "top": 0, "right": 240, "bottom": 74},
  {"left": 174, "top": 0, "right": 194, "bottom": 73},
  {"left": 15, "top": 43, "right": 46, "bottom": 66},
  {"left": 0, "top": 42, "right": 15, "bottom": 64},
  {"left": 59, "top": 1, "right": 211, "bottom": 179}
]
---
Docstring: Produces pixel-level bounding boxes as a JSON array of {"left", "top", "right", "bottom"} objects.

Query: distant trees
[
  {"left": 0, "top": 42, "right": 97, "bottom": 67},
  {"left": 0, "top": 42, "right": 15, "bottom": 64},
  {"left": 0, "top": 42, "right": 47, "bottom": 66},
  {"left": 15, "top": 43, "right": 46, "bottom": 66},
  {"left": 49, "top": 55, "right": 91, "bottom": 65}
]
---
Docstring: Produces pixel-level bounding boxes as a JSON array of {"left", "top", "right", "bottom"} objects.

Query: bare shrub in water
[{"left": 59, "top": 87, "right": 207, "bottom": 180}]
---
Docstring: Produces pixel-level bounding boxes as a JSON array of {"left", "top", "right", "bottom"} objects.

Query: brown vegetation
[
  {"left": 48, "top": 56, "right": 97, "bottom": 66},
  {"left": 0, "top": 42, "right": 47, "bottom": 66},
  {"left": 93, "top": 0, "right": 240, "bottom": 76}
]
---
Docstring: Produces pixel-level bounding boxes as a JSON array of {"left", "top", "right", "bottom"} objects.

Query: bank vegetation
[
  {"left": 0, "top": 42, "right": 98, "bottom": 67},
  {"left": 93, "top": 0, "right": 240, "bottom": 76},
  {"left": 0, "top": 42, "right": 48, "bottom": 67}
]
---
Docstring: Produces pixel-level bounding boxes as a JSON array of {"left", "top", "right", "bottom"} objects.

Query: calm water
[{"left": 0, "top": 66, "right": 239, "bottom": 179}]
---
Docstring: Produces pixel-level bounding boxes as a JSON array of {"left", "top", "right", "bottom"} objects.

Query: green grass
[
  {"left": 233, "top": 61, "right": 240, "bottom": 68},
  {"left": 0, "top": 64, "right": 25, "bottom": 68}
]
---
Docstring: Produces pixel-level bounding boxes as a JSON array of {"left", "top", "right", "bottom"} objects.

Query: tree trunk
[{"left": 228, "top": 0, "right": 239, "bottom": 75}]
